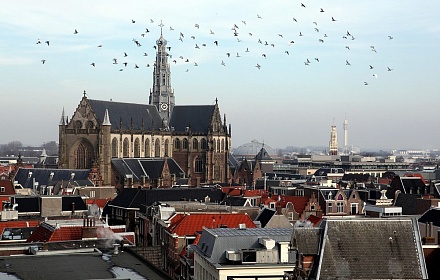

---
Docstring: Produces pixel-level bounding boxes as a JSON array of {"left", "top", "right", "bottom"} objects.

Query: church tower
[
  {"left": 149, "top": 23, "right": 175, "bottom": 128},
  {"left": 329, "top": 124, "right": 338, "bottom": 155}
]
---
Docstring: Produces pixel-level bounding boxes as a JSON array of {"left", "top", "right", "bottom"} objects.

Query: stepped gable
[
  {"left": 170, "top": 105, "right": 215, "bottom": 133},
  {"left": 88, "top": 99, "right": 162, "bottom": 131}
]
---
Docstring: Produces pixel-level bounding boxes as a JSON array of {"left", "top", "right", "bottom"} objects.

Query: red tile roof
[
  {"left": 168, "top": 213, "right": 256, "bottom": 236},
  {"left": 86, "top": 198, "right": 111, "bottom": 208},
  {"left": 306, "top": 215, "right": 323, "bottom": 227},
  {"left": 0, "top": 220, "right": 39, "bottom": 235},
  {"left": 266, "top": 195, "right": 310, "bottom": 214}
]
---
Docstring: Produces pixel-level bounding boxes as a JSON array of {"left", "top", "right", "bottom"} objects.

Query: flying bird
[
  {"left": 221, "top": 60, "right": 225, "bottom": 66},
  {"left": 41, "top": 59, "right": 46, "bottom": 64},
  {"left": 150, "top": 19, "right": 154, "bottom": 23},
  {"left": 299, "top": 32, "right": 303, "bottom": 36},
  {"left": 256, "top": 63, "right": 261, "bottom": 70},
  {"left": 210, "top": 30, "right": 215, "bottom": 35},
  {"left": 226, "top": 53, "right": 230, "bottom": 57},
  {"left": 388, "top": 35, "right": 393, "bottom": 40},
  {"left": 245, "top": 47, "right": 249, "bottom": 52},
  {"left": 293, "top": 17, "right": 297, "bottom": 22},
  {"left": 387, "top": 67, "right": 393, "bottom": 71},
  {"left": 285, "top": 51, "right": 289, "bottom": 55},
  {"left": 301, "top": 3, "right": 306, "bottom": 7},
  {"left": 364, "top": 82, "right": 368, "bottom": 86},
  {"left": 345, "top": 46, "right": 350, "bottom": 50},
  {"left": 278, "top": 34, "right": 283, "bottom": 38},
  {"left": 170, "top": 26, "right": 174, "bottom": 31},
  {"left": 195, "top": 23, "right": 199, "bottom": 29},
  {"left": 123, "top": 62, "right": 128, "bottom": 67},
  {"left": 320, "top": 8, "right": 324, "bottom": 12},
  {"left": 97, "top": 44, "right": 102, "bottom": 48},
  {"left": 131, "top": 19, "right": 135, "bottom": 23},
  {"left": 332, "top": 17, "right": 336, "bottom": 21},
  {"left": 194, "top": 62, "right": 198, "bottom": 66},
  {"left": 36, "top": 39, "right": 41, "bottom": 44},
  {"left": 45, "top": 41, "right": 50, "bottom": 46},
  {"left": 113, "top": 58, "right": 118, "bottom": 64},
  {"left": 74, "top": 29, "right": 78, "bottom": 34},
  {"left": 91, "top": 62, "right": 95, "bottom": 67},
  {"left": 289, "top": 40, "right": 295, "bottom": 45},
  {"left": 214, "top": 40, "right": 218, "bottom": 46},
  {"left": 346, "top": 60, "right": 351, "bottom": 66},
  {"left": 124, "top": 52, "right": 128, "bottom": 57},
  {"left": 315, "top": 58, "right": 319, "bottom": 62},
  {"left": 369, "top": 65, "right": 374, "bottom": 69},
  {"left": 236, "top": 52, "right": 240, "bottom": 57},
  {"left": 319, "top": 39, "right": 324, "bottom": 43},
  {"left": 373, "top": 74, "right": 378, "bottom": 78},
  {"left": 257, "top": 14, "right": 262, "bottom": 19}
]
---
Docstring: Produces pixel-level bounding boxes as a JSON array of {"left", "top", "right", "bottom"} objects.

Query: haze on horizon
[{"left": 1, "top": 1, "right": 439, "bottom": 151}]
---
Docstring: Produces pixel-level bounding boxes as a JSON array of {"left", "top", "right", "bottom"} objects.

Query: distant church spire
[
  {"left": 329, "top": 124, "right": 338, "bottom": 155},
  {"left": 59, "top": 107, "right": 66, "bottom": 125},
  {"left": 149, "top": 21, "right": 175, "bottom": 126}
]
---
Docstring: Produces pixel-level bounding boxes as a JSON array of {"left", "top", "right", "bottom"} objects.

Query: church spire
[
  {"left": 102, "top": 109, "right": 111, "bottom": 126},
  {"left": 59, "top": 107, "right": 66, "bottom": 126},
  {"left": 149, "top": 22, "right": 175, "bottom": 126}
]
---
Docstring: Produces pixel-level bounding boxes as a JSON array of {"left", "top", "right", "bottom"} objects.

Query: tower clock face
[{"left": 160, "top": 103, "right": 168, "bottom": 111}]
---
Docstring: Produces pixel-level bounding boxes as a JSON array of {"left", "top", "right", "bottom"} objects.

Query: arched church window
[
  {"left": 75, "top": 120, "right": 82, "bottom": 129},
  {"left": 134, "top": 138, "right": 140, "bottom": 157},
  {"left": 174, "top": 138, "right": 181, "bottom": 151},
  {"left": 155, "top": 139, "right": 160, "bottom": 157},
  {"left": 145, "top": 139, "right": 150, "bottom": 157},
  {"left": 182, "top": 138, "right": 188, "bottom": 150},
  {"left": 195, "top": 156, "right": 204, "bottom": 173},
  {"left": 123, "top": 138, "right": 129, "bottom": 157},
  {"left": 75, "top": 140, "right": 94, "bottom": 169},
  {"left": 193, "top": 139, "right": 198, "bottom": 151},
  {"left": 221, "top": 139, "right": 225, "bottom": 152},
  {"left": 201, "top": 139, "right": 207, "bottom": 150},
  {"left": 164, "top": 139, "right": 169, "bottom": 156},
  {"left": 217, "top": 139, "right": 220, "bottom": 152},
  {"left": 111, "top": 138, "right": 118, "bottom": 158},
  {"left": 87, "top": 121, "right": 94, "bottom": 129},
  {"left": 212, "top": 140, "right": 216, "bottom": 152}
]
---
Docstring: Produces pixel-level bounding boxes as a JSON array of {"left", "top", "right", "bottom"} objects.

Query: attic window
[{"left": 0, "top": 187, "right": 4, "bottom": 193}]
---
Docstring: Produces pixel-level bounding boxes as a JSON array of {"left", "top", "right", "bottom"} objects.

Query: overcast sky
[{"left": 1, "top": 0, "right": 439, "bottom": 151}]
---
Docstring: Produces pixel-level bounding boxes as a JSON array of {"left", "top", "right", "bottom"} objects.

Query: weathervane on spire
[{"left": 158, "top": 20, "right": 164, "bottom": 35}]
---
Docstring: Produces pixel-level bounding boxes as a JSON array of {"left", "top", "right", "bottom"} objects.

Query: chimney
[{"left": 82, "top": 216, "right": 98, "bottom": 240}]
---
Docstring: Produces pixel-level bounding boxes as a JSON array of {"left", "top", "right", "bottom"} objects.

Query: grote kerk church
[{"left": 58, "top": 33, "right": 231, "bottom": 188}]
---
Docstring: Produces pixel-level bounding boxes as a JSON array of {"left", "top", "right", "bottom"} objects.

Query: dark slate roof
[
  {"left": 89, "top": 99, "right": 162, "bottom": 131},
  {"left": 292, "top": 227, "right": 323, "bottom": 255},
  {"left": 316, "top": 218, "right": 427, "bottom": 279},
  {"left": 169, "top": 105, "right": 215, "bottom": 133},
  {"left": 221, "top": 195, "right": 247, "bottom": 206},
  {"left": 15, "top": 196, "right": 40, "bottom": 213},
  {"left": 14, "top": 168, "right": 90, "bottom": 189},
  {"left": 254, "top": 208, "right": 276, "bottom": 228},
  {"left": 61, "top": 196, "right": 88, "bottom": 211},
  {"left": 111, "top": 158, "right": 185, "bottom": 181},
  {"left": 106, "top": 187, "right": 225, "bottom": 210},
  {"left": 418, "top": 208, "right": 440, "bottom": 227},
  {"left": 255, "top": 147, "right": 273, "bottom": 161},
  {"left": 394, "top": 193, "right": 421, "bottom": 215},
  {"left": 341, "top": 173, "right": 371, "bottom": 182},
  {"left": 196, "top": 227, "right": 293, "bottom": 265}
]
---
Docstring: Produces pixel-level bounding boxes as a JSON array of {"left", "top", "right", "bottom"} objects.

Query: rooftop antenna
[{"left": 158, "top": 20, "right": 164, "bottom": 35}]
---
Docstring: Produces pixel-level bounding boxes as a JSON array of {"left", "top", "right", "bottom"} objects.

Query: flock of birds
[{"left": 35, "top": 3, "right": 394, "bottom": 86}]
